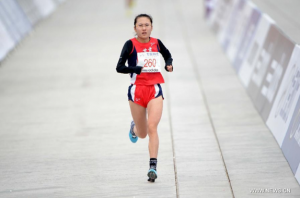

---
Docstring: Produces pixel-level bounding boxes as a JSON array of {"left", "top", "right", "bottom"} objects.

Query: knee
[
  {"left": 147, "top": 122, "right": 157, "bottom": 135},
  {"left": 139, "top": 133, "right": 147, "bottom": 139},
  {"left": 136, "top": 128, "right": 147, "bottom": 139}
]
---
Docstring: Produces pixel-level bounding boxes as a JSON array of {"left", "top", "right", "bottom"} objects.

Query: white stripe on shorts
[
  {"left": 154, "top": 84, "right": 159, "bottom": 97},
  {"left": 131, "top": 85, "right": 136, "bottom": 101}
]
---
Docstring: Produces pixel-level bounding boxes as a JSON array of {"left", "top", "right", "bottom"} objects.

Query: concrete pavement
[{"left": 0, "top": 0, "right": 299, "bottom": 197}]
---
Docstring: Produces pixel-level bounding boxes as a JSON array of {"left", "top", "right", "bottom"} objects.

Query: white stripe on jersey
[{"left": 130, "top": 73, "right": 137, "bottom": 84}]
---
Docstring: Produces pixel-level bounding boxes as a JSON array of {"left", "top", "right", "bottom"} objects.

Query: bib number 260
[
  {"left": 144, "top": 58, "right": 157, "bottom": 67},
  {"left": 137, "top": 52, "right": 161, "bottom": 73}
]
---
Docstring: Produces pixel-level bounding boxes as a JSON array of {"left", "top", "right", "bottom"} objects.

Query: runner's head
[
  {"left": 134, "top": 14, "right": 153, "bottom": 42},
  {"left": 134, "top": 14, "right": 153, "bottom": 27}
]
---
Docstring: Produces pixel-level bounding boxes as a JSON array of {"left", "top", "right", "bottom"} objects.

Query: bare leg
[
  {"left": 147, "top": 96, "right": 163, "bottom": 158},
  {"left": 129, "top": 101, "right": 148, "bottom": 138}
]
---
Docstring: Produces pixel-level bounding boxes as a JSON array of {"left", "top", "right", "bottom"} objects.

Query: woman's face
[{"left": 134, "top": 17, "right": 152, "bottom": 40}]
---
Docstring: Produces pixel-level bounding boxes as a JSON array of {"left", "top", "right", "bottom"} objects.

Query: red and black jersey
[{"left": 116, "top": 37, "right": 173, "bottom": 85}]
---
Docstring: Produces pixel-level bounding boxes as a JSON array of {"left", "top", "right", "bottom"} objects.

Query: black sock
[{"left": 149, "top": 158, "right": 157, "bottom": 170}]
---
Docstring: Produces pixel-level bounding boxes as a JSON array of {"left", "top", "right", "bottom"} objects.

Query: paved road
[{"left": 0, "top": 0, "right": 299, "bottom": 197}]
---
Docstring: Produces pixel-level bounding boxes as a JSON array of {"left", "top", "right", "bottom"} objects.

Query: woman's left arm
[{"left": 158, "top": 39, "right": 173, "bottom": 72}]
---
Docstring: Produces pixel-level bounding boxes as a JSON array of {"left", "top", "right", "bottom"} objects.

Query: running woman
[{"left": 116, "top": 14, "right": 173, "bottom": 182}]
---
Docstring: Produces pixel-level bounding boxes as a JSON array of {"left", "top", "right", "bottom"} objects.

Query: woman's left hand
[{"left": 166, "top": 65, "right": 173, "bottom": 72}]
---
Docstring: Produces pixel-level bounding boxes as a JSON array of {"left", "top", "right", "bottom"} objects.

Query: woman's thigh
[
  {"left": 147, "top": 96, "right": 163, "bottom": 130},
  {"left": 129, "top": 101, "right": 148, "bottom": 138}
]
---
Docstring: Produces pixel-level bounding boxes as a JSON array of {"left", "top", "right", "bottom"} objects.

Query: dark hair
[{"left": 134, "top": 14, "right": 153, "bottom": 26}]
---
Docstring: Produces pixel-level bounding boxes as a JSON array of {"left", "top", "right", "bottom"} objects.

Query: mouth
[{"left": 142, "top": 32, "right": 147, "bottom": 35}]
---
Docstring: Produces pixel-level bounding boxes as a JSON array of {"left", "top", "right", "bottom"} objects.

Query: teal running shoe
[
  {"left": 129, "top": 121, "right": 138, "bottom": 143},
  {"left": 147, "top": 169, "right": 157, "bottom": 182}
]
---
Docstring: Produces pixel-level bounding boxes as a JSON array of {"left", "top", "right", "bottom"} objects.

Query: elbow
[{"left": 116, "top": 67, "right": 121, "bottom": 73}]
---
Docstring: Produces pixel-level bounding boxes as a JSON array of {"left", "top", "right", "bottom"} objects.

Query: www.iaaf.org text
[{"left": 250, "top": 188, "right": 291, "bottom": 193}]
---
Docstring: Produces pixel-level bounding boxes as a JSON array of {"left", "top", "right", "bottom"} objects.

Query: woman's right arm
[{"left": 116, "top": 40, "right": 143, "bottom": 74}]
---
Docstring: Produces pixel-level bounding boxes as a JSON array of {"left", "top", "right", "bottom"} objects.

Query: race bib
[{"left": 137, "top": 52, "right": 161, "bottom": 73}]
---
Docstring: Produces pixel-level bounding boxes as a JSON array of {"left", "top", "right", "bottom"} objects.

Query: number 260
[{"left": 144, "top": 58, "right": 156, "bottom": 67}]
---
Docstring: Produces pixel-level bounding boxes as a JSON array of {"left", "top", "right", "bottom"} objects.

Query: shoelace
[{"left": 130, "top": 121, "right": 137, "bottom": 137}]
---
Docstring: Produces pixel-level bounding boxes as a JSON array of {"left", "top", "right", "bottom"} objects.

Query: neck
[{"left": 136, "top": 37, "right": 150, "bottom": 43}]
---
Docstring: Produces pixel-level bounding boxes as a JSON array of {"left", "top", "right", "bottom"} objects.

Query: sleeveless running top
[{"left": 129, "top": 38, "right": 164, "bottom": 85}]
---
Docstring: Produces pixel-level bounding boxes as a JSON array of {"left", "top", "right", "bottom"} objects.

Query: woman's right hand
[{"left": 166, "top": 65, "right": 173, "bottom": 72}]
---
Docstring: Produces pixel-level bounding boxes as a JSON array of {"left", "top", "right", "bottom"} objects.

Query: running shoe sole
[
  {"left": 147, "top": 169, "right": 157, "bottom": 180},
  {"left": 148, "top": 178, "right": 155, "bottom": 182},
  {"left": 129, "top": 130, "right": 138, "bottom": 143}
]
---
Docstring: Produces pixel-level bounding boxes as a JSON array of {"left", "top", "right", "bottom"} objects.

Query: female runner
[{"left": 116, "top": 14, "right": 173, "bottom": 182}]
